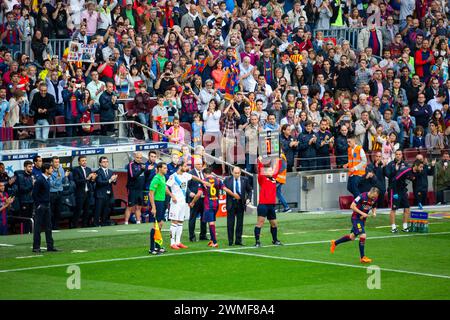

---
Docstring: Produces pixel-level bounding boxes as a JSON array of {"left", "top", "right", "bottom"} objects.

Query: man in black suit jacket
[
  {"left": 369, "top": 70, "right": 390, "bottom": 98},
  {"left": 94, "top": 156, "right": 117, "bottom": 227},
  {"left": 32, "top": 163, "right": 58, "bottom": 253},
  {"left": 224, "top": 167, "right": 252, "bottom": 246},
  {"left": 187, "top": 158, "right": 207, "bottom": 242},
  {"left": 72, "top": 156, "right": 97, "bottom": 228}
]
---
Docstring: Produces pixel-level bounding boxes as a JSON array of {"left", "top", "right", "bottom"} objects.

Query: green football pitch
[{"left": 1, "top": 211, "right": 449, "bottom": 300}]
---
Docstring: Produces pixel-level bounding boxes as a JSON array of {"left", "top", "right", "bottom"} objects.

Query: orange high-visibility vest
[
  {"left": 347, "top": 145, "right": 366, "bottom": 177},
  {"left": 275, "top": 154, "right": 287, "bottom": 184}
]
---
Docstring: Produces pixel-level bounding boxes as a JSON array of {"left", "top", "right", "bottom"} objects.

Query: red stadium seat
[
  {"left": 93, "top": 114, "right": 101, "bottom": 132},
  {"left": 403, "top": 148, "right": 419, "bottom": 163},
  {"left": 179, "top": 122, "right": 192, "bottom": 134},
  {"left": 339, "top": 195, "right": 354, "bottom": 209},
  {"left": 54, "top": 116, "right": 66, "bottom": 134},
  {"left": 427, "top": 191, "right": 436, "bottom": 205},
  {"left": 408, "top": 192, "right": 415, "bottom": 206}
]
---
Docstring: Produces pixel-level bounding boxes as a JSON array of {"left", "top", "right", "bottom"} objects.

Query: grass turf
[{"left": 0, "top": 211, "right": 449, "bottom": 300}]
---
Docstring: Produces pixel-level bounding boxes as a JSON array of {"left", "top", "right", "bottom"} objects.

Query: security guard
[
  {"left": 344, "top": 134, "right": 367, "bottom": 198},
  {"left": 32, "top": 163, "right": 58, "bottom": 253}
]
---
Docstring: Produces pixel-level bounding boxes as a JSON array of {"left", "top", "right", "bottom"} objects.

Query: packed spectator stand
[{"left": 1, "top": 0, "right": 450, "bottom": 234}]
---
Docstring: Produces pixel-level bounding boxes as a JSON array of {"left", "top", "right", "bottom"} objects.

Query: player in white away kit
[{"left": 166, "top": 161, "right": 208, "bottom": 250}]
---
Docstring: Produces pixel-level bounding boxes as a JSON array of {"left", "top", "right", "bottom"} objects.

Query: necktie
[
  {"left": 105, "top": 169, "right": 108, "bottom": 177},
  {"left": 235, "top": 178, "right": 240, "bottom": 195},
  {"left": 82, "top": 167, "right": 88, "bottom": 191},
  {"left": 198, "top": 171, "right": 203, "bottom": 180}
]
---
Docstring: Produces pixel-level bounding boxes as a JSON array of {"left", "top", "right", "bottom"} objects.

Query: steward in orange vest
[
  {"left": 344, "top": 134, "right": 367, "bottom": 197},
  {"left": 275, "top": 153, "right": 291, "bottom": 212}
]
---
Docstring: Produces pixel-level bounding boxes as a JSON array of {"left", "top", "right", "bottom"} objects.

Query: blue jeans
[
  {"left": 35, "top": 119, "right": 50, "bottom": 140},
  {"left": 276, "top": 183, "right": 289, "bottom": 210}
]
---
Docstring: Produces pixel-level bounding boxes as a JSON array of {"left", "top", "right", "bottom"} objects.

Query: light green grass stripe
[
  {"left": 217, "top": 250, "right": 450, "bottom": 280},
  {"left": 1, "top": 231, "right": 449, "bottom": 274}
]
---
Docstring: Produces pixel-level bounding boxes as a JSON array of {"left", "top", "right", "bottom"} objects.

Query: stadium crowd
[{"left": 1, "top": 0, "right": 450, "bottom": 234}]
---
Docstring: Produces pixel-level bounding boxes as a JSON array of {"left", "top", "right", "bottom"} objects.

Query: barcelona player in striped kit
[
  {"left": 330, "top": 187, "right": 380, "bottom": 264},
  {"left": 190, "top": 167, "right": 238, "bottom": 248}
]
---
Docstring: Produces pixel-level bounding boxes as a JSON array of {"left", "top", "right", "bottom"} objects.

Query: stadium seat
[
  {"left": 408, "top": 192, "right": 415, "bottom": 206},
  {"left": 427, "top": 191, "right": 436, "bottom": 205},
  {"left": 111, "top": 199, "right": 127, "bottom": 217},
  {"left": 93, "top": 114, "right": 101, "bottom": 132},
  {"left": 339, "top": 195, "right": 354, "bottom": 209},
  {"left": 179, "top": 122, "right": 192, "bottom": 134},
  {"left": 54, "top": 116, "right": 66, "bottom": 136},
  {"left": 403, "top": 148, "right": 419, "bottom": 162}
]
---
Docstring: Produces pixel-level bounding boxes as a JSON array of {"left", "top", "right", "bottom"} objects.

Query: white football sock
[
  {"left": 403, "top": 222, "right": 408, "bottom": 229},
  {"left": 136, "top": 220, "right": 141, "bottom": 224},
  {"left": 391, "top": 224, "right": 397, "bottom": 229},
  {"left": 176, "top": 223, "right": 183, "bottom": 245},
  {"left": 170, "top": 223, "right": 177, "bottom": 245}
]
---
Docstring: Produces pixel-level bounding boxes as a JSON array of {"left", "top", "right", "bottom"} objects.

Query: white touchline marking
[
  {"left": 0, "top": 244, "right": 14, "bottom": 247},
  {"left": 52, "top": 230, "right": 60, "bottom": 233},
  {"left": 78, "top": 230, "right": 98, "bottom": 233},
  {"left": 71, "top": 250, "right": 88, "bottom": 253},
  {"left": 1, "top": 232, "right": 449, "bottom": 274},
  {"left": 375, "top": 226, "right": 392, "bottom": 229},
  {"left": 117, "top": 230, "right": 139, "bottom": 232},
  {"left": 327, "top": 229, "right": 349, "bottom": 232},
  {"left": 216, "top": 250, "right": 450, "bottom": 280},
  {"left": 16, "top": 255, "right": 44, "bottom": 259}
]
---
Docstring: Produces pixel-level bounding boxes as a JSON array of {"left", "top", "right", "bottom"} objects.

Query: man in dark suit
[
  {"left": 72, "top": 155, "right": 97, "bottom": 228},
  {"left": 98, "top": 81, "right": 119, "bottom": 136},
  {"left": 32, "top": 163, "right": 58, "bottom": 253},
  {"left": 224, "top": 167, "right": 252, "bottom": 246},
  {"left": 187, "top": 157, "right": 207, "bottom": 242},
  {"left": 94, "top": 156, "right": 117, "bottom": 227}
]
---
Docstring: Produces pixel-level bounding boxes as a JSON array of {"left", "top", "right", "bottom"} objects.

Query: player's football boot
[
  {"left": 157, "top": 247, "right": 166, "bottom": 253},
  {"left": 391, "top": 228, "right": 398, "bottom": 233},
  {"left": 170, "top": 244, "right": 180, "bottom": 250},
  {"left": 330, "top": 240, "right": 336, "bottom": 254},
  {"left": 401, "top": 227, "right": 410, "bottom": 233},
  {"left": 272, "top": 240, "right": 283, "bottom": 245},
  {"left": 360, "top": 256, "right": 373, "bottom": 264},
  {"left": 208, "top": 240, "right": 214, "bottom": 247},
  {"left": 211, "top": 243, "right": 219, "bottom": 248},
  {"left": 255, "top": 241, "right": 261, "bottom": 248},
  {"left": 177, "top": 243, "right": 188, "bottom": 249},
  {"left": 149, "top": 250, "right": 159, "bottom": 255}
]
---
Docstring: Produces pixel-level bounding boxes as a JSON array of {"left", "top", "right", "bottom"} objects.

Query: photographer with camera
[{"left": 0, "top": 10, "right": 22, "bottom": 56}]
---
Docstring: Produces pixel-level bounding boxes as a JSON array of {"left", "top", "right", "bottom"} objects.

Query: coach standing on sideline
[
  {"left": 124, "top": 152, "right": 146, "bottom": 225},
  {"left": 94, "top": 156, "right": 118, "bottom": 227},
  {"left": 32, "top": 163, "right": 58, "bottom": 253},
  {"left": 224, "top": 167, "right": 252, "bottom": 246},
  {"left": 188, "top": 157, "right": 208, "bottom": 242},
  {"left": 72, "top": 156, "right": 97, "bottom": 228}
]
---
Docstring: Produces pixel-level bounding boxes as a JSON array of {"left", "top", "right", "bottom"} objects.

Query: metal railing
[
  {"left": 313, "top": 27, "right": 364, "bottom": 49},
  {"left": 20, "top": 38, "right": 71, "bottom": 61}
]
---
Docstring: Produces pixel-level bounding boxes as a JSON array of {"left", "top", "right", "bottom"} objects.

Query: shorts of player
[
  {"left": 351, "top": 218, "right": 366, "bottom": 236},
  {"left": 391, "top": 190, "right": 410, "bottom": 210},
  {"left": 169, "top": 201, "right": 190, "bottom": 222},
  {"left": 202, "top": 209, "right": 217, "bottom": 223},
  {"left": 128, "top": 189, "right": 143, "bottom": 207},
  {"left": 143, "top": 191, "right": 150, "bottom": 207},
  {"left": 257, "top": 204, "right": 276, "bottom": 220},
  {"left": 149, "top": 200, "right": 166, "bottom": 223}
]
